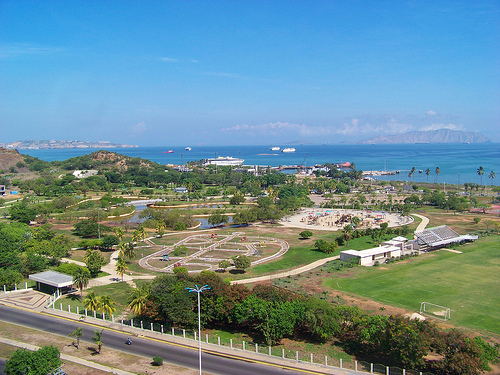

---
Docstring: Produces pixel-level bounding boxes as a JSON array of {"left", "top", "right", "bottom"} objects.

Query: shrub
[{"left": 152, "top": 355, "right": 163, "bottom": 366}]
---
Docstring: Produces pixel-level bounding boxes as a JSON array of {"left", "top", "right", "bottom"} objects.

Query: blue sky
[{"left": 1, "top": 1, "right": 499, "bottom": 146}]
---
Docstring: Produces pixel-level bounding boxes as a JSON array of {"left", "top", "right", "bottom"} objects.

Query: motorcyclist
[{"left": 126, "top": 337, "right": 132, "bottom": 345}]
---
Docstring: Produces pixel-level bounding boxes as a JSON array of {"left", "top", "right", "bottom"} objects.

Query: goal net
[{"left": 420, "top": 302, "right": 451, "bottom": 321}]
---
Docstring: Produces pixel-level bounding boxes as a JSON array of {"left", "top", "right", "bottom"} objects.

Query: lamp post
[{"left": 187, "top": 284, "right": 210, "bottom": 375}]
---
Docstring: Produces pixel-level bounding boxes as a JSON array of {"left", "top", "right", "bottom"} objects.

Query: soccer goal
[{"left": 420, "top": 302, "right": 451, "bottom": 321}]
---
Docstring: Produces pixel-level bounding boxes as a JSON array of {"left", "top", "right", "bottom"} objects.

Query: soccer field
[{"left": 324, "top": 235, "right": 500, "bottom": 335}]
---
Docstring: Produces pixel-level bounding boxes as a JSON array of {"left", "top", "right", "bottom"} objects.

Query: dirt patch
[{"left": 0, "top": 321, "right": 198, "bottom": 375}]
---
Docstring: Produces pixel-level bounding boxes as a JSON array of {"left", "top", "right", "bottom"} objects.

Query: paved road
[{"left": 0, "top": 305, "right": 358, "bottom": 375}]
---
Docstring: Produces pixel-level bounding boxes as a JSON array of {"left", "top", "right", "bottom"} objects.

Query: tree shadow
[
  {"left": 229, "top": 269, "right": 245, "bottom": 274},
  {"left": 86, "top": 346, "right": 100, "bottom": 356}
]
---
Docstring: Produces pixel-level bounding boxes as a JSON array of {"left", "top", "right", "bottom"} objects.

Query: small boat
[
  {"left": 162, "top": 150, "right": 174, "bottom": 153},
  {"left": 281, "top": 148, "right": 296, "bottom": 153},
  {"left": 270, "top": 146, "right": 280, "bottom": 151},
  {"left": 185, "top": 147, "right": 192, "bottom": 151}
]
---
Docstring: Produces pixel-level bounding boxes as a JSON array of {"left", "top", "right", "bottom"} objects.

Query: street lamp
[{"left": 186, "top": 284, "right": 210, "bottom": 375}]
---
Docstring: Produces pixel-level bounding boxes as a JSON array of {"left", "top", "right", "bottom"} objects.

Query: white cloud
[
  {"left": 131, "top": 121, "right": 147, "bottom": 134},
  {"left": 426, "top": 110, "right": 437, "bottom": 116},
  {"left": 221, "top": 122, "right": 335, "bottom": 136},
  {"left": 420, "top": 123, "right": 464, "bottom": 131},
  {"left": 159, "top": 57, "right": 178, "bottom": 62},
  {"left": 0, "top": 43, "right": 63, "bottom": 59},
  {"left": 386, "top": 119, "right": 414, "bottom": 134}
]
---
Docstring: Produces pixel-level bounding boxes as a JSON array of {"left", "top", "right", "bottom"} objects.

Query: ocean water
[{"left": 21, "top": 143, "right": 500, "bottom": 186}]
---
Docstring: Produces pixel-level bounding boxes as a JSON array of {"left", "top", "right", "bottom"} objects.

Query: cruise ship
[
  {"left": 270, "top": 146, "right": 280, "bottom": 151},
  {"left": 281, "top": 147, "right": 296, "bottom": 153},
  {"left": 204, "top": 156, "right": 244, "bottom": 166}
]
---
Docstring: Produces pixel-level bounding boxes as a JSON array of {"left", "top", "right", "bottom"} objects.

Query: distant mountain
[
  {"left": 0, "top": 140, "right": 138, "bottom": 150},
  {"left": 360, "top": 129, "right": 491, "bottom": 144}
]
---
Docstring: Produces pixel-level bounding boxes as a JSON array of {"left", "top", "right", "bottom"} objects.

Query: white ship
[
  {"left": 281, "top": 147, "right": 296, "bottom": 153},
  {"left": 185, "top": 147, "right": 192, "bottom": 151},
  {"left": 270, "top": 146, "right": 280, "bottom": 151},
  {"left": 204, "top": 156, "right": 244, "bottom": 166}
]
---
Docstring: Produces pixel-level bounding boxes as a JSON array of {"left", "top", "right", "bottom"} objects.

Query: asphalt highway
[{"left": 0, "top": 305, "right": 334, "bottom": 375}]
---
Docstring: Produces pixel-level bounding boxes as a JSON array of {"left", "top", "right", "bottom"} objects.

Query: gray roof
[{"left": 29, "top": 271, "right": 74, "bottom": 288}]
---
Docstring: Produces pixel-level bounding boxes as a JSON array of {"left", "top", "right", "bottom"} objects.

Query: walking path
[
  {"left": 232, "top": 255, "right": 340, "bottom": 285},
  {"left": 412, "top": 213, "right": 430, "bottom": 233}
]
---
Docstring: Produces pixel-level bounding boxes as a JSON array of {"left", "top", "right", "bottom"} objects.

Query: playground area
[
  {"left": 281, "top": 208, "right": 412, "bottom": 231},
  {"left": 139, "top": 232, "right": 288, "bottom": 273}
]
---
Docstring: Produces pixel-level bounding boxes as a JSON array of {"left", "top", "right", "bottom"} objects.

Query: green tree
[
  {"left": 218, "top": 260, "right": 231, "bottom": 271},
  {"left": 314, "top": 239, "right": 337, "bottom": 254},
  {"left": 83, "top": 249, "right": 104, "bottom": 276},
  {"left": 5, "top": 346, "right": 62, "bottom": 375},
  {"left": 69, "top": 327, "right": 84, "bottom": 349},
  {"left": 73, "top": 267, "right": 91, "bottom": 298},
  {"left": 233, "top": 255, "right": 251, "bottom": 272},
  {"left": 208, "top": 210, "right": 228, "bottom": 227},
  {"left": 100, "top": 235, "right": 119, "bottom": 250},
  {"left": 435, "top": 166, "right": 441, "bottom": 183},
  {"left": 9, "top": 200, "right": 37, "bottom": 224},
  {"left": 299, "top": 230, "right": 313, "bottom": 239},
  {"left": 229, "top": 192, "right": 246, "bottom": 205},
  {"left": 92, "top": 329, "right": 104, "bottom": 354}
]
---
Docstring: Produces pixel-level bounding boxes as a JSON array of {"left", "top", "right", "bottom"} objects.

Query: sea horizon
[{"left": 20, "top": 143, "right": 500, "bottom": 186}]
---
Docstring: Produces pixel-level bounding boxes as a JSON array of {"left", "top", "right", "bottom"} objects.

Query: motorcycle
[{"left": 126, "top": 338, "right": 132, "bottom": 345}]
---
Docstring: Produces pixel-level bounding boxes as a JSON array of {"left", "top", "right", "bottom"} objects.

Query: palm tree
[
  {"left": 477, "top": 166, "right": 485, "bottom": 185},
  {"left": 92, "top": 329, "right": 103, "bottom": 354},
  {"left": 489, "top": 170, "right": 495, "bottom": 186},
  {"left": 425, "top": 168, "right": 431, "bottom": 183},
  {"left": 113, "top": 227, "right": 125, "bottom": 242},
  {"left": 435, "top": 167, "right": 440, "bottom": 183},
  {"left": 122, "top": 242, "right": 136, "bottom": 262},
  {"left": 116, "top": 242, "right": 126, "bottom": 258},
  {"left": 410, "top": 167, "right": 416, "bottom": 182},
  {"left": 69, "top": 327, "right": 84, "bottom": 349},
  {"left": 73, "top": 268, "right": 90, "bottom": 298},
  {"left": 128, "top": 285, "right": 150, "bottom": 316},
  {"left": 115, "top": 256, "right": 129, "bottom": 281},
  {"left": 83, "top": 291, "right": 100, "bottom": 312},
  {"left": 343, "top": 225, "right": 353, "bottom": 246},
  {"left": 98, "top": 295, "right": 116, "bottom": 315}
]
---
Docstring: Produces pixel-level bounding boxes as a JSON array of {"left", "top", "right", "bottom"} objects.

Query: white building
[
  {"left": 203, "top": 156, "right": 244, "bottom": 166},
  {"left": 340, "top": 236, "right": 413, "bottom": 266}
]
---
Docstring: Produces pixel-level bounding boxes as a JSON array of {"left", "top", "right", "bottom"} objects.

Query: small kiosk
[{"left": 29, "top": 271, "right": 74, "bottom": 296}]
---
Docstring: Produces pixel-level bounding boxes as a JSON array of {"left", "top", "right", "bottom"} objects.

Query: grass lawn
[
  {"left": 60, "top": 282, "right": 134, "bottom": 317},
  {"left": 324, "top": 235, "right": 500, "bottom": 335}
]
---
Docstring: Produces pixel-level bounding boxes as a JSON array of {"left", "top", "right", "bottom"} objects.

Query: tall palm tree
[
  {"left": 128, "top": 285, "right": 150, "bottom": 316},
  {"left": 115, "top": 256, "right": 129, "bottom": 281},
  {"left": 122, "top": 242, "right": 136, "bottom": 262},
  {"left": 83, "top": 291, "right": 99, "bottom": 312},
  {"left": 410, "top": 167, "right": 416, "bottom": 182},
  {"left": 73, "top": 268, "right": 90, "bottom": 298},
  {"left": 477, "top": 166, "right": 485, "bottom": 185},
  {"left": 489, "top": 170, "right": 495, "bottom": 186},
  {"left": 116, "top": 242, "right": 126, "bottom": 258},
  {"left": 92, "top": 329, "right": 103, "bottom": 354},
  {"left": 435, "top": 167, "right": 440, "bottom": 183},
  {"left": 98, "top": 295, "right": 116, "bottom": 315},
  {"left": 425, "top": 168, "right": 431, "bottom": 183}
]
